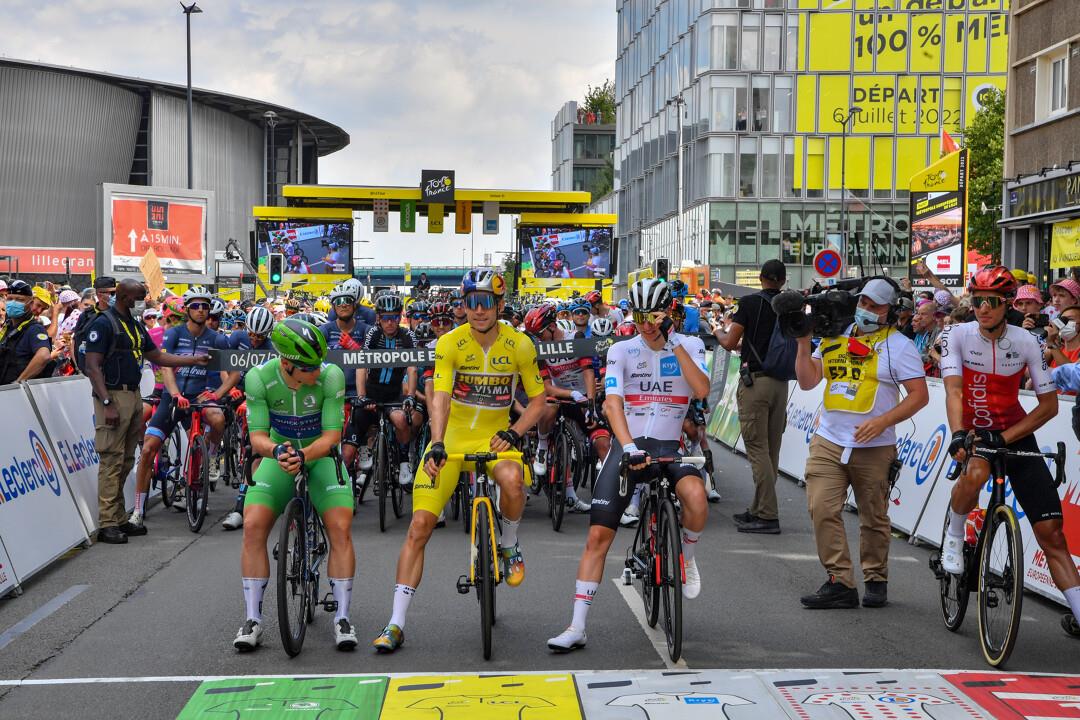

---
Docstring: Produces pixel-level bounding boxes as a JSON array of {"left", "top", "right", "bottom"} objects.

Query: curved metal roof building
[{"left": 0, "top": 58, "right": 349, "bottom": 265}]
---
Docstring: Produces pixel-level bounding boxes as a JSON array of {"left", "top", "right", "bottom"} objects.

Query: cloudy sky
[{"left": 1, "top": 0, "right": 615, "bottom": 266}]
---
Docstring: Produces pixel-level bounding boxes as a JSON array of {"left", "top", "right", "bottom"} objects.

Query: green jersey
[{"left": 244, "top": 358, "right": 345, "bottom": 447}]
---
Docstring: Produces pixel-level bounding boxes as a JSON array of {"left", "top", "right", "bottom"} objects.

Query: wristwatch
[{"left": 101, "top": 397, "right": 112, "bottom": 406}]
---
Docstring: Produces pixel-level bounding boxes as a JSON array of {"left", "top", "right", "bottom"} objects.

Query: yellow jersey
[{"left": 432, "top": 322, "right": 545, "bottom": 435}]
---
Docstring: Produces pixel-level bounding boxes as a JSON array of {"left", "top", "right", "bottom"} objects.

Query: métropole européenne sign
[{"left": 420, "top": 170, "right": 455, "bottom": 205}]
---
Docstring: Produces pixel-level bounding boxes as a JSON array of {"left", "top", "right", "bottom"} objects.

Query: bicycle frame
[{"left": 450, "top": 452, "right": 524, "bottom": 587}]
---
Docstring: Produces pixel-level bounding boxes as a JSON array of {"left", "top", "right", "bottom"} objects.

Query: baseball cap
[
  {"left": 897, "top": 296, "right": 915, "bottom": 312},
  {"left": 142, "top": 308, "right": 161, "bottom": 320},
  {"left": 856, "top": 278, "right": 899, "bottom": 306},
  {"left": 93, "top": 276, "right": 117, "bottom": 291}
]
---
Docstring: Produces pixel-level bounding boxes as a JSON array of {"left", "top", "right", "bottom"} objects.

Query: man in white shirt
[{"left": 793, "top": 278, "right": 929, "bottom": 609}]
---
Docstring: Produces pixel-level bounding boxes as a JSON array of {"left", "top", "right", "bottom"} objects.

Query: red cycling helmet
[
  {"left": 429, "top": 301, "right": 451, "bottom": 319},
  {"left": 616, "top": 321, "right": 638, "bottom": 337},
  {"left": 585, "top": 290, "right": 602, "bottom": 305},
  {"left": 968, "top": 265, "right": 1018, "bottom": 296},
  {"left": 523, "top": 305, "right": 557, "bottom": 335}
]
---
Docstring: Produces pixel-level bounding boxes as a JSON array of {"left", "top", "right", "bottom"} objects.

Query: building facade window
[{"left": 1052, "top": 54, "right": 1069, "bottom": 114}]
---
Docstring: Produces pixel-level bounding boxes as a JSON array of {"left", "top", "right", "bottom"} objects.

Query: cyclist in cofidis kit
[
  {"left": 233, "top": 318, "right": 357, "bottom": 653},
  {"left": 939, "top": 266, "right": 1080, "bottom": 637},
  {"left": 372, "top": 269, "right": 548, "bottom": 653}
]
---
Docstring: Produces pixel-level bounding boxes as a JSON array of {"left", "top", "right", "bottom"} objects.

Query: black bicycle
[
  {"left": 545, "top": 400, "right": 590, "bottom": 532},
  {"left": 622, "top": 453, "right": 705, "bottom": 663},
  {"left": 363, "top": 400, "right": 411, "bottom": 532},
  {"left": 220, "top": 398, "right": 248, "bottom": 490},
  {"left": 273, "top": 448, "right": 347, "bottom": 657},
  {"left": 931, "top": 436, "right": 1065, "bottom": 667}
]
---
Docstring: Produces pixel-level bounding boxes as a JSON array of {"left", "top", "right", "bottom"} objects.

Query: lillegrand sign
[{"left": 0, "top": 246, "right": 94, "bottom": 275}]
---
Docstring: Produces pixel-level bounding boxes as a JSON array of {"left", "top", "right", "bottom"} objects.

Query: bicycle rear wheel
[
  {"left": 376, "top": 431, "right": 389, "bottom": 532},
  {"left": 186, "top": 435, "right": 210, "bottom": 533},
  {"left": 159, "top": 427, "right": 183, "bottom": 508},
  {"left": 938, "top": 513, "right": 970, "bottom": 632},
  {"left": 475, "top": 506, "right": 495, "bottom": 660},
  {"left": 548, "top": 433, "right": 567, "bottom": 532},
  {"left": 277, "top": 498, "right": 309, "bottom": 657},
  {"left": 658, "top": 499, "right": 684, "bottom": 662},
  {"left": 978, "top": 505, "right": 1024, "bottom": 667},
  {"left": 390, "top": 441, "right": 405, "bottom": 519},
  {"left": 636, "top": 495, "right": 660, "bottom": 628}
]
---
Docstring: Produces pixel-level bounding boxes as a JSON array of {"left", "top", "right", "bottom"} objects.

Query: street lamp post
[
  {"left": 181, "top": 2, "right": 202, "bottom": 190},
  {"left": 667, "top": 95, "right": 685, "bottom": 262},
  {"left": 264, "top": 111, "right": 279, "bottom": 204},
  {"left": 836, "top": 105, "right": 863, "bottom": 268}
]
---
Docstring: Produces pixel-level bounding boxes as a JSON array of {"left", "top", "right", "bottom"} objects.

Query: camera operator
[
  {"left": 714, "top": 259, "right": 789, "bottom": 534},
  {"left": 792, "top": 278, "right": 928, "bottom": 609}
]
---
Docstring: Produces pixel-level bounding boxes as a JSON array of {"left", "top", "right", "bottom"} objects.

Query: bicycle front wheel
[
  {"left": 978, "top": 504, "right": 1024, "bottom": 667},
  {"left": 548, "top": 434, "right": 567, "bottom": 532},
  {"left": 636, "top": 495, "right": 660, "bottom": 628},
  {"left": 376, "top": 432, "right": 389, "bottom": 532},
  {"left": 658, "top": 499, "right": 684, "bottom": 662},
  {"left": 277, "top": 498, "right": 309, "bottom": 657},
  {"left": 186, "top": 435, "right": 210, "bottom": 533},
  {"left": 938, "top": 513, "right": 970, "bottom": 632},
  {"left": 391, "top": 445, "right": 405, "bottom": 519},
  {"left": 475, "top": 505, "right": 495, "bottom": 660}
]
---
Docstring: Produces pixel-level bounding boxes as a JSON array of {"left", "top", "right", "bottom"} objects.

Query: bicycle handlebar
[
  {"left": 946, "top": 438, "right": 1067, "bottom": 487},
  {"left": 618, "top": 455, "right": 707, "bottom": 497},
  {"left": 446, "top": 451, "right": 524, "bottom": 463}
]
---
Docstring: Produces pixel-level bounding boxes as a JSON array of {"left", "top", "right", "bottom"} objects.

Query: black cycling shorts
[
  {"left": 590, "top": 437, "right": 703, "bottom": 530},
  {"left": 971, "top": 433, "right": 1062, "bottom": 525},
  {"left": 345, "top": 385, "right": 406, "bottom": 446}
]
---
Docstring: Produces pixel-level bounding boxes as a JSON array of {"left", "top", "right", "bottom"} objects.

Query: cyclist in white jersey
[
  {"left": 547, "top": 278, "right": 710, "bottom": 653},
  {"left": 940, "top": 266, "right": 1080, "bottom": 636}
]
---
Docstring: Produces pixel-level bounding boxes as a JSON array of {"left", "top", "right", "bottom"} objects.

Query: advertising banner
[
  {"left": 0, "top": 384, "right": 88, "bottom": 584},
  {"left": 0, "top": 536, "right": 15, "bottom": 597},
  {"left": 420, "top": 169, "right": 455, "bottom": 205},
  {"left": 428, "top": 203, "right": 444, "bottom": 233},
  {"left": 110, "top": 194, "right": 207, "bottom": 275},
  {"left": 0, "top": 246, "right": 94, "bottom": 276},
  {"left": 455, "top": 200, "right": 472, "bottom": 234},
  {"left": 482, "top": 201, "right": 499, "bottom": 235},
  {"left": 372, "top": 199, "right": 389, "bottom": 233},
  {"left": 909, "top": 150, "right": 968, "bottom": 290},
  {"left": 399, "top": 199, "right": 416, "bottom": 233},
  {"left": 1051, "top": 218, "right": 1080, "bottom": 269}
]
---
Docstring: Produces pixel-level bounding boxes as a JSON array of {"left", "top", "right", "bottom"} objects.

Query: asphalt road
[{"left": 1, "top": 440, "right": 1078, "bottom": 718}]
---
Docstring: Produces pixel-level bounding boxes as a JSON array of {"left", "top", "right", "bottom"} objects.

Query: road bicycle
[
  {"left": 220, "top": 397, "right": 248, "bottom": 491},
  {"left": 544, "top": 399, "right": 590, "bottom": 532},
  {"left": 621, "top": 453, "right": 706, "bottom": 663},
  {"left": 157, "top": 400, "right": 221, "bottom": 532},
  {"left": 341, "top": 401, "right": 368, "bottom": 511},
  {"left": 143, "top": 396, "right": 184, "bottom": 510},
  {"left": 273, "top": 448, "right": 347, "bottom": 657},
  {"left": 452, "top": 451, "right": 522, "bottom": 660},
  {"left": 359, "top": 400, "right": 411, "bottom": 532},
  {"left": 930, "top": 436, "right": 1065, "bottom": 667}
]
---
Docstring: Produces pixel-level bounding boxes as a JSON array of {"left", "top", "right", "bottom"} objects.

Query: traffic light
[
  {"left": 652, "top": 258, "right": 669, "bottom": 281},
  {"left": 268, "top": 253, "right": 284, "bottom": 284}
]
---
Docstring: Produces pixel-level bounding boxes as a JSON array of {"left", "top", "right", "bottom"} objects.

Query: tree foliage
[
  {"left": 582, "top": 79, "right": 616, "bottom": 122},
  {"left": 502, "top": 253, "right": 517, "bottom": 294},
  {"left": 963, "top": 88, "right": 1005, "bottom": 259},
  {"left": 590, "top": 154, "right": 615, "bottom": 200}
]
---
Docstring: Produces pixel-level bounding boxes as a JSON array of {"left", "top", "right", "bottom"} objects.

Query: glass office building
[{"left": 614, "top": 0, "right": 1010, "bottom": 289}]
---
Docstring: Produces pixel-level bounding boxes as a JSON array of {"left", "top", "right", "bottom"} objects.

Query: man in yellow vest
[{"left": 793, "top": 278, "right": 929, "bottom": 609}]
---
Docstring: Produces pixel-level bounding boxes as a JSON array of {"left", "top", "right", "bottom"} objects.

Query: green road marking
[{"left": 176, "top": 675, "right": 388, "bottom": 719}]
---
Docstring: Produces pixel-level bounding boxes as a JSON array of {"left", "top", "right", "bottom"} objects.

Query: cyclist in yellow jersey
[{"left": 373, "top": 269, "right": 547, "bottom": 653}]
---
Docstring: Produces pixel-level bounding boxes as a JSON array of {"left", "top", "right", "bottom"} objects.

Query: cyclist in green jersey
[{"left": 233, "top": 318, "right": 357, "bottom": 653}]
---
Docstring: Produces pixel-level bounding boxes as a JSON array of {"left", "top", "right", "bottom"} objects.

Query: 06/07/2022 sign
[{"left": 108, "top": 190, "right": 208, "bottom": 276}]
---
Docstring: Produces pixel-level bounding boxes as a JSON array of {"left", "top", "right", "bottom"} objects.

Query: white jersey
[
  {"left": 604, "top": 333, "right": 708, "bottom": 442},
  {"left": 803, "top": 692, "right": 950, "bottom": 720},
  {"left": 607, "top": 692, "right": 753, "bottom": 719}
]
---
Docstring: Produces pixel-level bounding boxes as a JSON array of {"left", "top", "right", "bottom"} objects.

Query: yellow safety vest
[{"left": 819, "top": 325, "right": 896, "bottom": 414}]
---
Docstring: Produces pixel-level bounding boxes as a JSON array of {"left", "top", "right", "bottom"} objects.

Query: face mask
[
  {"left": 854, "top": 306, "right": 883, "bottom": 332},
  {"left": 5, "top": 300, "right": 26, "bottom": 319},
  {"left": 108, "top": 294, "right": 117, "bottom": 308},
  {"left": 1061, "top": 321, "right": 1079, "bottom": 342}
]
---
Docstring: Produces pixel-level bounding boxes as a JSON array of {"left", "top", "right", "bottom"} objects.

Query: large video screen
[
  {"left": 518, "top": 226, "right": 611, "bottom": 280},
  {"left": 255, "top": 220, "right": 352, "bottom": 276}
]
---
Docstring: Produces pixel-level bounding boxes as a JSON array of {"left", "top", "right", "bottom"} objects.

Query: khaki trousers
[
  {"left": 735, "top": 374, "right": 788, "bottom": 520},
  {"left": 804, "top": 435, "right": 896, "bottom": 588},
  {"left": 95, "top": 389, "right": 144, "bottom": 529}
]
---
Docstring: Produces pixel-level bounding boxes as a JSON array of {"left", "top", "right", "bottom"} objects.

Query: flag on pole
[
  {"left": 940, "top": 128, "right": 960, "bottom": 157},
  {"left": 373, "top": 199, "right": 389, "bottom": 232}
]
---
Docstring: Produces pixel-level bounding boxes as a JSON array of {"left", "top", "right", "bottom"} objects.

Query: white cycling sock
[
  {"left": 537, "top": 434, "right": 550, "bottom": 452},
  {"left": 501, "top": 516, "right": 521, "bottom": 548},
  {"left": 947, "top": 509, "right": 967, "bottom": 538},
  {"left": 571, "top": 580, "right": 598, "bottom": 631},
  {"left": 1065, "top": 586, "right": 1080, "bottom": 620},
  {"left": 134, "top": 491, "right": 148, "bottom": 515},
  {"left": 242, "top": 577, "right": 268, "bottom": 623},
  {"left": 390, "top": 584, "right": 415, "bottom": 629},
  {"left": 329, "top": 578, "right": 352, "bottom": 622},
  {"left": 682, "top": 529, "right": 702, "bottom": 563}
]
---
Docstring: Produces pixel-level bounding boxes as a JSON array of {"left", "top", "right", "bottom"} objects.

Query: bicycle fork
[{"left": 457, "top": 496, "right": 502, "bottom": 594}]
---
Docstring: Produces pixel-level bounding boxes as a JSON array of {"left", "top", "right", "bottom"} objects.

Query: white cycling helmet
[
  {"left": 309, "top": 311, "right": 328, "bottom": 326},
  {"left": 628, "top": 277, "right": 671, "bottom": 313},
  {"left": 246, "top": 305, "right": 275, "bottom": 336},
  {"left": 340, "top": 278, "right": 365, "bottom": 302},
  {"left": 209, "top": 298, "right": 226, "bottom": 317},
  {"left": 183, "top": 285, "right": 213, "bottom": 305},
  {"left": 589, "top": 315, "right": 615, "bottom": 337},
  {"left": 462, "top": 268, "right": 506, "bottom": 297},
  {"left": 329, "top": 282, "right": 356, "bottom": 304},
  {"left": 556, "top": 318, "right": 575, "bottom": 335}
]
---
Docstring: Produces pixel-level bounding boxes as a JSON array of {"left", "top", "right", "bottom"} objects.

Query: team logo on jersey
[
  {"left": 659, "top": 357, "right": 680, "bottom": 376},
  {"left": 491, "top": 355, "right": 511, "bottom": 367},
  {"left": 605, "top": 376, "right": 617, "bottom": 389},
  {"left": 303, "top": 395, "right": 316, "bottom": 409},
  {"left": 88, "top": 330, "right": 99, "bottom": 342}
]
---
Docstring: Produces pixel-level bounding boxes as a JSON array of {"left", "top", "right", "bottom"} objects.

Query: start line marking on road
[{"left": 612, "top": 577, "right": 690, "bottom": 671}]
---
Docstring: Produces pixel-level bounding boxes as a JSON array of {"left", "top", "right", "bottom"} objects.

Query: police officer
[
  {"left": 0, "top": 280, "right": 53, "bottom": 384},
  {"left": 84, "top": 278, "right": 207, "bottom": 544}
]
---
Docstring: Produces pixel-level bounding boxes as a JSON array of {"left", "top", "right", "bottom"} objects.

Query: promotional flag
[
  {"left": 400, "top": 199, "right": 416, "bottom": 232},
  {"left": 455, "top": 200, "right": 472, "bottom": 234},
  {"left": 483, "top": 201, "right": 499, "bottom": 235},
  {"left": 428, "top": 203, "right": 444, "bottom": 233},
  {"left": 373, "top": 199, "right": 389, "bottom": 233},
  {"left": 940, "top": 128, "right": 960, "bottom": 157}
]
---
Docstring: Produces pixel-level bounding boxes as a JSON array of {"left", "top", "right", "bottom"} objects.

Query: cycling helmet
[
  {"left": 270, "top": 318, "right": 327, "bottom": 367},
  {"left": 162, "top": 295, "right": 184, "bottom": 319},
  {"left": 524, "top": 305, "right": 557, "bottom": 335},
  {"left": 375, "top": 293, "right": 403, "bottom": 315},
  {"left": 461, "top": 268, "right": 506, "bottom": 297},
  {"left": 585, "top": 290, "right": 602, "bottom": 305},
  {"left": 556, "top": 301, "right": 570, "bottom": 313},
  {"left": 628, "top": 277, "right": 672, "bottom": 312},
  {"left": 670, "top": 299, "right": 686, "bottom": 319},
  {"left": 246, "top": 305, "right": 275, "bottom": 336},
  {"left": 309, "top": 311, "right": 328, "bottom": 327},
  {"left": 314, "top": 297, "right": 331, "bottom": 314},
  {"left": 340, "top": 278, "right": 365, "bottom": 302},
  {"left": 670, "top": 278, "right": 689, "bottom": 298},
  {"left": 183, "top": 285, "right": 212, "bottom": 304},
  {"left": 429, "top": 301, "right": 451, "bottom": 319},
  {"left": 556, "top": 318, "right": 575, "bottom": 335},
  {"left": 414, "top": 322, "right": 434, "bottom": 341},
  {"left": 616, "top": 321, "right": 638, "bottom": 336},
  {"left": 590, "top": 316, "right": 615, "bottom": 337},
  {"left": 968, "top": 265, "right": 1018, "bottom": 296},
  {"left": 329, "top": 282, "right": 356, "bottom": 304},
  {"left": 449, "top": 288, "right": 464, "bottom": 301},
  {"left": 569, "top": 298, "right": 590, "bottom": 313},
  {"left": 284, "top": 297, "right": 302, "bottom": 315},
  {"left": 618, "top": 298, "right": 630, "bottom": 311},
  {"left": 209, "top": 298, "right": 226, "bottom": 317}
]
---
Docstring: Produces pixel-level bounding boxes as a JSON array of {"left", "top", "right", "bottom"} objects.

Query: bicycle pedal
[
  {"left": 986, "top": 592, "right": 999, "bottom": 609},
  {"left": 622, "top": 568, "right": 633, "bottom": 586},
  {"left": 323, "top": 597, "right": 338, "bottom": 613},
  {"left": 456, "top": 575, "right": 472, "bottom": 594}
]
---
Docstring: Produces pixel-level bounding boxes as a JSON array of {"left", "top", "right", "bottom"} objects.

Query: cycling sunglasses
[
  {"left": 464, "top": 293, "right": 496, "bottom": 310},
  {"left": 571, "top": 308, "right": 590, "bottom": 315},
  {"left": 450, "top": 299, "right": 464, "bottom": 307},
  {"left": 971, "top": 295, "right": 1005, "bottom": 309},
  {"left": 187, "top": 302, "right": 210, "bottom": 311},
  {"left": 414, "top": 313, "right": 430, "bottom": 321},
  {"left": 291, "top": 362, "right": 321, "bottom": 373},
  {"left": 631, "top": 309, "right": 667, "bottom": 325},
  {"left": 332, "top": 296, "right": 354, "bottom": 306},
  {"left": 378, "top": 313, "right": 400, "bottom": 322}
]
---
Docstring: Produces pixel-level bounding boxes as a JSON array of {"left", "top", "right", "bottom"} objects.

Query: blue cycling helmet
[
  {"left": 569, "top": 298, "right": 590, "bottom": 312},
  {"left": 670, "top": 279, "right": 689, "bottom": 298},
  {"left": 556, "top": 301, "right": 570, "bottom": 313},
  {"left": 618, "top": 298, "right": 630, "bottom": 310}
]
